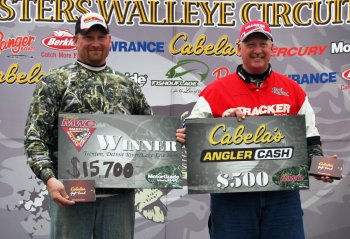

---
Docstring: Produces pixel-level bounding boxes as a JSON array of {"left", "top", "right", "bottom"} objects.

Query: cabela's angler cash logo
[{"left": 204, "top": 121, "right": 308, "bottom": 190}]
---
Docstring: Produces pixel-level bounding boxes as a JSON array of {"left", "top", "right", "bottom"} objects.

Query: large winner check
[
  {"left": 58, "top": 113, "right": 182, "bottom": 189},
  {"left": 186, "top": 115, "right": 309, "bottom": 194}
]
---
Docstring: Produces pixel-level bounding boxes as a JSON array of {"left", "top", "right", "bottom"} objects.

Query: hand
[
  {"left": 313, "top": 154, "right": 338, "bottom": 183},
  {"left": 222, "top": 108, "right": 245, "bottom": 121},
  {"left": 47, "top": 177, "right": 75, "bottom": 207},
  {"left": 176, "top": 128, "right": 186, "bottom": 145},
  {"left": 314, "top": 175, "right": 334, "bottom": 183}
]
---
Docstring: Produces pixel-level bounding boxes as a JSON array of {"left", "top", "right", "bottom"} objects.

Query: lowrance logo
[
  {"left": 110, "top": 41, "right": 165, "bottom": 52},
  {"left": 42, "top": 30, "right": 76, "bottom": 51},
  {"left": 287, "top": 72, "right": 337, "bottom": 84}
]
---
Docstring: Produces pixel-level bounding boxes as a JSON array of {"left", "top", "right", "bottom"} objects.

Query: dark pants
[
  {"left": 209, "top": 190, "right": 305, "bottom": 239},
  {"left": 49, "top": 191, "right": 135, "bottom": 239}
]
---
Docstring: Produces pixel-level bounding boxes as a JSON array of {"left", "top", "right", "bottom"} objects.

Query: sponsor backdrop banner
[
  {"left": 0, "top": 1, "right": 349, "bottom": 238},
  {"left": 186, "top": 116, "right": 309, "bottom": 193}
]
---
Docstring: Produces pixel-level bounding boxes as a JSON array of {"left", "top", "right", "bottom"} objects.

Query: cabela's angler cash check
[{"left": 186, "top": 115, "right": 309, "bottom": 194}]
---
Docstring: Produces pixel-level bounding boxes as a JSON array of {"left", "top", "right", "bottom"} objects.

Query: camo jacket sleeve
[
  {"left": 307, "top": 137, "right": 324, "bottom": 168},
  {"left": 121, "top": 72, "right": 152, "bottom": 116},
  {"left": 24, "top": 70, "right": 66, "bottom": 184}
]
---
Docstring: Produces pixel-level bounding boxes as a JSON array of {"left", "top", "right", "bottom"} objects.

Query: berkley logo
[
  {"left": 42, "top": 30, "right": 76, "bottom": 51},
  {"left": 342, "top": 68, "right": 350, "bottom": 81},
  {"left": 61, "top": 119, "right": 96, "bottom": 151}
]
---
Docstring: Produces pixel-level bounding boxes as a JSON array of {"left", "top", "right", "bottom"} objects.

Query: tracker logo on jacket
[{"left": 238, "top": 104, "right": 291, "bottom": 116}]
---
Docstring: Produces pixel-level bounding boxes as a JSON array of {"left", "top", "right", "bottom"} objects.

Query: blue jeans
[
  {"left": 49, "top": 191, "right": 135, "bottom": 239},
  {"left": 209, "top": 190, "right": 305, "bottom": 239}
]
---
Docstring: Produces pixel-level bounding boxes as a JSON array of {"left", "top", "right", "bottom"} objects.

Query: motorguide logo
[
  {"left": 331, "top": 41, "right": 350, "bottom": 54},
  {"left": 41, "top": 30, "right": 76, "bottom": 51},
  {"left": 146, "top": 174, "right": 180, "bottom": 183}
]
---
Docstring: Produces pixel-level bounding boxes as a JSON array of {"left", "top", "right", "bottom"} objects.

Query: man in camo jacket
[{"left": 24, "top": 12, "right": 151, "bottom": 239}]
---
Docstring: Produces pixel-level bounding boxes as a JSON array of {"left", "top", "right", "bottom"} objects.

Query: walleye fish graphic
[{"left": 166, "top": 59, "right": 210, "bottom": 82}]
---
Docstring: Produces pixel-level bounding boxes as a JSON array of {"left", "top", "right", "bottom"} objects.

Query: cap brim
[
  {"left": 241, "top": 30, "right": 273, "bottom": 42},
  {"left": 77, "top": 24, "right": 109, "bottom": 35}
]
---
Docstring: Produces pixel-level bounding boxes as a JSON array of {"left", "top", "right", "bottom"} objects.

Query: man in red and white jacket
[{"left": 176, "top": 20, "right": 334, "bottom": 239}]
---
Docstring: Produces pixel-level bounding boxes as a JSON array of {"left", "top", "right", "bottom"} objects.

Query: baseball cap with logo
[
  {"left": 239, "top": 20, "right": 273, "bottom": 42},
  {"left": 75, "top": 12, "right": 109, "bottom": 35}
]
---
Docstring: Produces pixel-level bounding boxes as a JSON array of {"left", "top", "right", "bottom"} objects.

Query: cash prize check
[
  {"left": 186, "top": 115, "right": 309, "bottom": 194},
  {"left": 58, "top": 113, "right": 182, "bottom": 189}
]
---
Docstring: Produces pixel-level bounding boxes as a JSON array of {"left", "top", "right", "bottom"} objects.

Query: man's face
[
  {"left": 74, "top": 28, "right": 111, "bottom": 66},
  {"left": 238, "top": 33, "right": 273, "bottom": 74}
]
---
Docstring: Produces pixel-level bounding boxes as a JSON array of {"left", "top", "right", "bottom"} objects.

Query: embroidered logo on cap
[{"left": 80, "top": 14, "right": 107, "bottom": 31}]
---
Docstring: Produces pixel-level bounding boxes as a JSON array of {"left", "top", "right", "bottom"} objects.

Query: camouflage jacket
[{"left": 24, "top": 61, "right": 152, "bottom": 184}]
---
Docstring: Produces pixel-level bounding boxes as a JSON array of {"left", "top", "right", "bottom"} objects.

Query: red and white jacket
[{"left": 188, "top": 71, "right": 320, "bottom": 138}]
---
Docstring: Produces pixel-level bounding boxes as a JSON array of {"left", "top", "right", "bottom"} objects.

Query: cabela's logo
[
  {"left": 42, "top": 30, "right": 76, "bottom": 51},
  {"left": 61, "top": 118, "right": 96, "bottom": 151}
]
